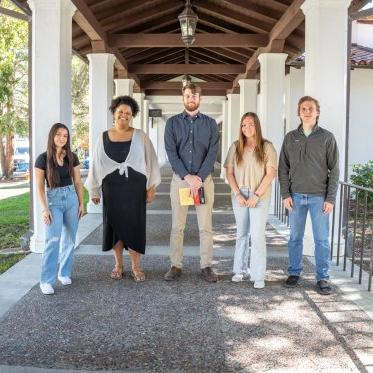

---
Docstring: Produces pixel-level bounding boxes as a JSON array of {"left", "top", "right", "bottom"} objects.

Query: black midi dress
[{"left": 102, "top": 131, "right": 147, "bottom": 254}]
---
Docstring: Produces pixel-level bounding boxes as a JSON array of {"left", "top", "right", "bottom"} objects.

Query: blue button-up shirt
[{"left": 164, "top": 111, "right": 219, "bottom": 181}]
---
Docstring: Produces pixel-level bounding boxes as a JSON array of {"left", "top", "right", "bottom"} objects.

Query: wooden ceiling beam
[
  {"left": 142, "top": 82, "right": 232, "bottom": 90},
  {"left": 136, "top": 14, "right": 177, "bottom": 34},
  {"left": 197, "top": 13, "right": 249, "bottom": 34},
  {"left": 349, "top": 0, "right": 372, "bottom": 13},
  {"left": 268, "top": 0, "right": 305, "bottom": 41},
  {"left": 127, "top": 48, "right": 183, "bottom": 64},
  {"left": 210, "top": 47, "right": 252, "bottom": 62},
  {"left": 71, "top": 0, "right": 140, "bottom": 88},
  {"left": 232, "top": 0, "right": 305, "bottom": 88},
  {"left": 145, "top": 89, "right": 227, "bottom": 96},
  {"left": 103, "top": 2, "right": 183, "bottom": 33},
  {"left": 193, "top": 0, "right": 273, "bottom": 34},
  {"left": 221, "top": 0, "right": 282, "bottom": 21},
  {"left": 191, "top": 49, "right": 234, "bottom": 64},
  {"left": 72, "top": 8, "right": 104, "bottom": 42},
  {"left": 95, "top": 0, "right": 167, "bottom": 24},
  {"left": 193, "top": 74, "right": 231, "bottom": 82},
  {"left": 130, "top": 64, "right": 245, "bottom": 74},
  {"left": 147, "top": 54, "right": 185, "bottom": 65},
  {"left": 109, "top": 33, "right": 268, "bottom": 48},
  {"left": 254, "top": 0, "right": 288, "bottom": 12}
]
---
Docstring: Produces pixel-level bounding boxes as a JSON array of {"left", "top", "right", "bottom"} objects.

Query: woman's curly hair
[{"left": 109, "top": 95, "right": 140, "bottom": 117}]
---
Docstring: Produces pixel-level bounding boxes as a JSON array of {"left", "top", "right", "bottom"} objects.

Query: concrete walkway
[
  {"left": 0, "top": 180, "right": 30, "bottom": 200},
  {"left": 1, "top": 164, "right": 373, "bottom": 372}
]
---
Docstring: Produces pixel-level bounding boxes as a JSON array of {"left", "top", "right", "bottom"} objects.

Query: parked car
[
  {"left": 13, "top": 146, "right": 30, "bottom": 172},
  {"left": 81, "top": 157, "right": 89, "bottom": 169}
]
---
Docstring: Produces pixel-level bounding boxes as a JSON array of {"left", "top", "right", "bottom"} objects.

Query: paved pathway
[
  {"left": 1, "top": 164, "right": 373, "bottom": 372},
  {"left": 0, "top": 180, "right": 30, "bottom": 200}
]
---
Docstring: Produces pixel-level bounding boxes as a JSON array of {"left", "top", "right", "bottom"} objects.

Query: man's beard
[{"left": 184, "top": 102, "right": 199, "bottom": 111}]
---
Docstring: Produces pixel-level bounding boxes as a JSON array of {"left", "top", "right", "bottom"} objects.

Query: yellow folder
[{"left": 178, "top": 188, "right": 194, "bottom": 206}]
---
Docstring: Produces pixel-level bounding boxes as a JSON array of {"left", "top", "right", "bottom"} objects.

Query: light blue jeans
[
  {"left": 40, "top": 185, "right": 79, "bottom": 285},
  {"left": 232, "top": 188, "right": 271, "bottom": 282},
  {"left": 288, "top": 193, "right": 330, "bottom": 281}
]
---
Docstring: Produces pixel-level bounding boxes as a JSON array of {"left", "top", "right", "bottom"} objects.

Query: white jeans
[{"left": 232, "top": 187, "right": 270, "bottom": 282}]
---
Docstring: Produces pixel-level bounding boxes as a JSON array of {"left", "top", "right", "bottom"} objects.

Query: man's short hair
[
  {"left": 297, "top": 96, "right": 320, "bottom": 116},
  {"left": 182, "top": 83, "right": 202, "bottom": 95}
]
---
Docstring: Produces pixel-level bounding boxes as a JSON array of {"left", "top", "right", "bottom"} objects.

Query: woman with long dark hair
[
  {"left": 85, "top": 95, "right": 160, "bottom": 282},
  {"left": 224, "top": 112, "right": 277, "bottom": 289},
  {"left": 35, "top": 123, "right": 83, "bottom": 295}
]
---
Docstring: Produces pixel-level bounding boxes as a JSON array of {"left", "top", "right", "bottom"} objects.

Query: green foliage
[
  {"left": 72, "top": 56, "right": 89, "bottom": 158},
  {"left": 0, "top": 192, "right": 29, "bottom": 249},
  {"left": 0, "top": 253, "right": 26, "bottom": 274},
  {"left": 83, "top": 187, "right": 89, "bottom": 213},
  {"left": 350, "top": 160, "right": 373, "bottom": 205},
  {"left": 0, "top": 10, "right": 28, "bottom": 107},
  {"left": 0, "top": 5, "right": 28, "bottom": 177}
]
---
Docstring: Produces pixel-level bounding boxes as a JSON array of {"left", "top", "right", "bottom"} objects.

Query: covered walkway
[{"left": 1, "top": 166, "right": 373, "bottom": 372}]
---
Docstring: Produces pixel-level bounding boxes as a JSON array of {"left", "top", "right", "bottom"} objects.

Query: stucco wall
[{"left": 349, "top": 68, "right": 373, "bottom": 170}]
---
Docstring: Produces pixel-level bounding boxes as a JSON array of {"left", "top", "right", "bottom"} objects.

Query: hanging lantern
[{"left": 178, "top": 0, "right": 198, "bottom": 47}]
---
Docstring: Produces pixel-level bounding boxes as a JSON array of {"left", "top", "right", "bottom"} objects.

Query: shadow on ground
[{"left": 0, "top": 256, "right": 365, "bottom": 372}]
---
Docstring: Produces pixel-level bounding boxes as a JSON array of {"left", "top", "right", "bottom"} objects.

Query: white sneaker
[
  {"left": 58, "top": 276, "right": 72, "bottom": 285},
  {"left": 232, "top": 274, "right": 243, "bottom": 282},
  {"left": 232, "top": 273, "right": 250, "bottom": 283},
  {"left": 254, "top": 281, "right": 265, "bottom": 289},
  {"left": 40, "top": 283, "right": 54, "bottom": 295}
]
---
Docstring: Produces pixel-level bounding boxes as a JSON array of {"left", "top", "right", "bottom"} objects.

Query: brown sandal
[
  {"left": 131, "top": 268, "right": 145, "bottom": 282},
  {"left": 110, "top": 267, "right": 124, "bottom": 280}
]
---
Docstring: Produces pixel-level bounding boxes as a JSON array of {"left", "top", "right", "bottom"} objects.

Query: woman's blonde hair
[{"left": 235, "top": 112, "right": 269, "bottom": 166}]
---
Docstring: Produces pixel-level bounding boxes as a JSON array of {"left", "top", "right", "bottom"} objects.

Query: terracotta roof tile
[{"left": 351, "top": 44, "right": 373, "bottom": 65}]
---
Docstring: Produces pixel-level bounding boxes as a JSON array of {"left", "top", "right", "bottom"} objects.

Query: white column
[
  {"left": 302, "top": 0, "right": 351, "bottom": 256},
  {"left": 227, "top": 93, "right": 240, "bottom": 150},
  {"left": 285, "top": 67, "right": 305, "bottom": 132},
  {"left": 220, "top": 99, "right": 228, "bottom": 179},
  {"left": 143, "top": 99, "right": 149, "bottom": 134},
  {"left": 132, "top": 92, "right": 144, "bottom": 130},
  {"left": 28, "top": 0, "right": 76, "bottom": 253},
  {"left": 258, "top": 53, "right": 287, "bottom": 153},
  {"left": 302, "top": 0, "right": 351, "bottom": 182},
  {"left": 258, "top": 53, "right": 287, "bottom": 216},
  {"left": 87, "top": 53, "right": 115, "bottom": 213},
  {"left": 239, "top": 79, "right": 259, "bottom": 117},
  {"left": 114, "top": 78, "right": 134, "bottom": 97}
]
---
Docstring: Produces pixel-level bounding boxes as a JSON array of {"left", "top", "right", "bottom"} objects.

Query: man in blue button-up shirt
[{"left": 164, "top": 83, "right": 219, "bottom": 282}]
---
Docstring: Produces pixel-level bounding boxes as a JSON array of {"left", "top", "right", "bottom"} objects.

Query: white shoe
[
  {"left": 58, "top": 276, "right": 72, "bottom": 285},
  {"left": 40, "top": 283, "right": 54, "bottom": 295},
  {"left": 231, "top": 273, "right": 250, "bottom": 283},
  {"left": 254, "top": 281, "right": 265, "bottom": 289}
]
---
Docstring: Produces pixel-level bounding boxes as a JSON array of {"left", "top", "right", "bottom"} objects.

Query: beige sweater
[{"left": 224, "top": 141, "right": 277, "bottom": 200}]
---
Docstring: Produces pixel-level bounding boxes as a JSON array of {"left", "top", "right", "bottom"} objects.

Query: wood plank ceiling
[{"left": 15, "top": 0, "right": 371, "bottom": 96}]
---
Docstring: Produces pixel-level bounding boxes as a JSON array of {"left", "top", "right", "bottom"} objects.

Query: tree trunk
[
  {"left": 4, "top": 134, "right": 14, "bottom": 179},
  {"left": 0, "top": 137, "right": 5, "bottom": 178}
]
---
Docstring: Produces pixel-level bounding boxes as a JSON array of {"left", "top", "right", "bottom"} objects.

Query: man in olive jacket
[{"left": 278, "top": 96, "right": 339, "bottom": 295}]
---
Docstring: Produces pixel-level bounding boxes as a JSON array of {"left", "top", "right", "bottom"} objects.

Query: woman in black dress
[{"left": 86, "top": 96, "right": 160, "bottom": 282}]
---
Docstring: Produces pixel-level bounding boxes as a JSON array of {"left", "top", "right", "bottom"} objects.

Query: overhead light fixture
[
  {"left": 178, "top": 0, "right": 198, "bottom": 47},
  {"left": 182, "top": 74, "right": 192, "bottom": 87}
]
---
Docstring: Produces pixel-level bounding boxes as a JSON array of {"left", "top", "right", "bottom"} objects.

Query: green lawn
[
  {"left": 0, "top": 253, "right": 26, "bottom": 275},
  {"left": 0, "top": 193, "right": 30, "bottom": 250},
  {"left": 0, "top": 188, "right": 89, "bottom": 250}
]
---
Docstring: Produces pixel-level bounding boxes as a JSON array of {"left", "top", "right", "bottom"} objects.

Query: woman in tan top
[{"left": 224, "top": 112, "right": 277, "bottom": 288}]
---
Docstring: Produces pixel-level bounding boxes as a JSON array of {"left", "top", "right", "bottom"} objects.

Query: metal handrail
[
  {"left": 331, "top": 181, "right": 373, "bottom": 290},
  {"left": 274, "top": 179, "right": 289, "bottom": 227}
]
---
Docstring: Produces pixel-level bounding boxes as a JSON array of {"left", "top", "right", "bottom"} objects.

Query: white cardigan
[{"left": 85, "top": 129, "right": 161, "bottom": 198}]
